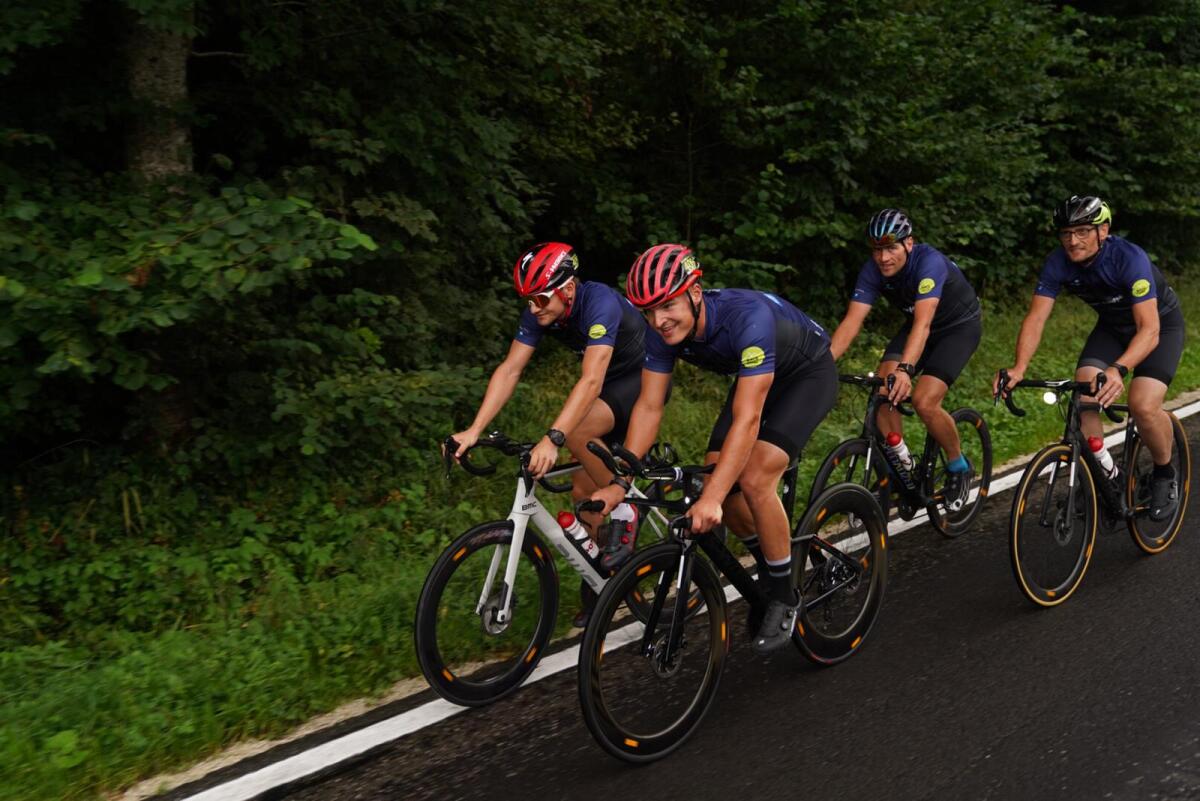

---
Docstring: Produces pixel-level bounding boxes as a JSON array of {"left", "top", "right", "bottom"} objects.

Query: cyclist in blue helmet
[{"left": 829, "top": 209, "right": 983, "bottom": 511}]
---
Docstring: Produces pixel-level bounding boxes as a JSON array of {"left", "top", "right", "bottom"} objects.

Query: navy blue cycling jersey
[
  {"left": 1035, "top": 235, "right": 1181, "bottom": 332},
  {"left": 515, "top": 280, "right": 646, "bottom": 377},
  {"left": 644, "top": 288, "right": 829, "bottom": 378},
  {"left": 851, "top": 243, "right": 980, "bottom": 333}
]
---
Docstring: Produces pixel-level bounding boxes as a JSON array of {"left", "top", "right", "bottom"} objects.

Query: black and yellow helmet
[{"left": 1052, "top": 195, "right": 1112, "bottom": 229}]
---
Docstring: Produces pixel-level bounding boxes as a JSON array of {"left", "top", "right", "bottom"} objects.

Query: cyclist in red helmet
[
  {"left": 449, "top": 243, "right": 649, "bottom": 626},
  {"left": 593, "top": 244, "right": 839, "bottom": 654}
]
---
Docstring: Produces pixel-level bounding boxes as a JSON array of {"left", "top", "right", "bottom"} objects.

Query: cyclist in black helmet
[
  {"left": 994, "top": 196, "right": 1185, "bottom": 520},
  {"left": 829, "top": 209, "right": 983, "bottom": 511}
]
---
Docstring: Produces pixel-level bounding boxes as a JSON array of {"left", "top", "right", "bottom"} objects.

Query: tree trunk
[{"left": 124, "top": 7, "right": 194, "bottom": 181}]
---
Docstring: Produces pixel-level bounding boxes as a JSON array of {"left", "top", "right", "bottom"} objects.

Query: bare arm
[
  {"left": 1013, "top": 295, "right": 1055, "bottom": 373},
  {"left": 621, "top": 369, "right": 673, "bottom": 457},
  {"left": 704, "top": 373, "right": 773, "bottom": 504},
  {"left": 899, "top": 298, "right": 938, "bottom": 366},
  {"left": 1117, "top": 300, "right": 1161, "bottom": 369},
  {"left": 455, "top": 340, "right": 536, "bottom": 452},
  {"left": 994, "top": 294, "right": 1054, "bottom": 395},
  {"left": 829, "top": 301, "right": 872, "bottom": 361}
]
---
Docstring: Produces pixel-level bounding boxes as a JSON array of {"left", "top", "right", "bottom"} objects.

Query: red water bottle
[
  {"left": 885, "top": 431, "right": 914, "bottom": 471},
  {"left": 557, "top": 511, "right": 600, "bottom": 559},
  {"left": 1088, "top": 436, "right": 1119, "bottom": 480}
]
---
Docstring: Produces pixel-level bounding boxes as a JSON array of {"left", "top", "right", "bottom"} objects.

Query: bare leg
[{"left": 911, "top": 375, "right": 960, "bottom": 461}]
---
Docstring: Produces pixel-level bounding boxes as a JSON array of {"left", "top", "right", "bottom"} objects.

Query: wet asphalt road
[{"left": 283, "top": 415, "right": 1200, "bottom": 801}]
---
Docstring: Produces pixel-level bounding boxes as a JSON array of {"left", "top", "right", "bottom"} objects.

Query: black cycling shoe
[
  {"left": 599, "top": 516, "right": 638, "bottom": 573},
  {"left": 942, "top": 461, "right": 972, "bottom": 513},
  {"left": 1150, "top": 474, "right": 1180, "bottom": 522},
  {"left": 744, "top": 599, "right": 766, "bottom": 642},
  {"left": 751, "top": 594, "right": 799, "bottom": 655},
  {"left": 573, "top": 581, "right": 598, "bottom": 629}
]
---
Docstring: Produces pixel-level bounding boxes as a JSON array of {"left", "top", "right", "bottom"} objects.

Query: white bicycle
[{"left": 414, "top": 432, "right": 677, "bottom": 707}]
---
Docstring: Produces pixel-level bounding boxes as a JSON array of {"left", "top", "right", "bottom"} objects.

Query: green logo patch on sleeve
[
  {"left": 918, "top": 278, "right": 936, "bottom": 295},
  {"left": 1131, "top": 279, "right": 1150, "bottom": 298},
  {"left": 741, "top": 346, "right": 766, "bottom": 368},
  {"left": 588, "top": 324, "right": 608, "bottom": 339}
]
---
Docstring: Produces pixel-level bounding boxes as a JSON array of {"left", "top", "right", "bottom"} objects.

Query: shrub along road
[{"left": 180, "top": 413, "right": 1200, "bottom": 801}]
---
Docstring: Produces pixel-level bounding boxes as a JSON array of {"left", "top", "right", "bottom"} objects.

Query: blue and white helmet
[{"left": 867, "top": 208, "right": 913, "bottom": 246}]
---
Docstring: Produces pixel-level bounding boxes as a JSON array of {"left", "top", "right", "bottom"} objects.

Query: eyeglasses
[
  {"left": 1058, "top": 228, "right": 1096, "bottom": 244},
  {"left": 523, "top": 289, "right": 560, "bottom": 310}
]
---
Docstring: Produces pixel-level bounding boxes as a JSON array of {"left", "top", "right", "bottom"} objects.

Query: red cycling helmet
[
  {"left": 626, "top": 244, "right": 703, "bottom": 309},
  {"left": 513, "top": 242, "right": 578, "bottom": 296}
]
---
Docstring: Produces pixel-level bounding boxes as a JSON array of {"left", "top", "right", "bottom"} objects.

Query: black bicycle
[
  {"left": 576, "top": 442, "right": 888, "bottom": 762},
  {"left": 810, "top": 373, "right": 992, "bottom": 537},
  {"left": 997, "top": 370, "right": 1192, "bottom": 607}
]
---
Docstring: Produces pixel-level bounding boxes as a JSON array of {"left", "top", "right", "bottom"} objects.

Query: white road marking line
[{"left": 184, "top": 398, "right": 1200, "bottom": 801}]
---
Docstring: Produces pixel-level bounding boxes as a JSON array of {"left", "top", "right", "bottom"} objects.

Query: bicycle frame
[
  {"left": 480, "top": 463, "right": 666, "bottom": 626},
  {"left": 846, "top": 376, "right": 939, "bottom": 509}
]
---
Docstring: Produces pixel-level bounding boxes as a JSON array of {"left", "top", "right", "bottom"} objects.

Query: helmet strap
[{"left": 683, "top": 290, "right": 702, "bottom": 344}]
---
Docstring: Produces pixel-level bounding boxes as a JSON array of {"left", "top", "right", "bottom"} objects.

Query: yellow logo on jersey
[
  {"left": 1131, "top": 279, "right": 1150, "bottom": 298},
  {"left": 918, "top": 278, "right": 936, "bottom": 295},
  {"left": 588, "top": 324, "right": 607, "bottom": 339},
  {"left": 741, "top": 346, "right": 766, "bottom": 368}
]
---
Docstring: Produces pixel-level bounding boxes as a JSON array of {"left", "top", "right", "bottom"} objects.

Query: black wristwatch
[
  {"left": 1111, "top": 362, "right": 1129, "bottom": 379},
  {"left": 546, "top": 428, "right": 566, "bottom": 447},
  {"left": 896, "top": 363, "right": 916, "bottom": 377},
  {"left": 610, "top": 476, "right": 631, "bottom": 491}
]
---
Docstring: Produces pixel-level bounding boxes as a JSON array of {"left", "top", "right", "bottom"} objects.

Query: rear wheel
[
  {"left": 1010, "top": 444, "right": 1098, "bottom": 607},
  {"left": 415, "top": 521, "right": 558, "bottom": 706},
  {"left": 1126, "top": 411, "right": 1191, "bottom": 554},
  {"left": 793, "top": 483, "right": 888, "bottom": 665},
  {"left": 809, "top": 438, "right": 892, "bottom": 521},
  {"left": 578, "top": 543, "right": 727, "bottom": 763},
  {"left": 926, "top": 407, "right": 993, "bottom": 538}
]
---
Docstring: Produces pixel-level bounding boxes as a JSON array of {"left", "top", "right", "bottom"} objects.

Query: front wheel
[
  {"left": 792, "top": 482, "right": 888, "bottom": 665},
  {"left": 578, "top": 543, "right": 728, "bottom": 763},
  {"left": 1126, "top": 411, "right": 1191, "bottom": 554},
  {"left": 1010, "top": 444, "right": 1098, "bottom": 607},
  {"left": 414, "top": 520, "right": 558, "bottom": 706}
]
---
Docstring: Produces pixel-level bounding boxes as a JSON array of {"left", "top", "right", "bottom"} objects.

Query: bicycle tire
[
  {"left": 792, "top": 482, "right": 888, "bottom": 665},
  {"left": 414, "top": 520, "right": 559, "bottom": 706},
  {"left": 927, "top": 407, "right": 994, "bottom": 538},
  {"left": 1010, "top": 444, "right": 1098, "bottom": 607},
  {"left": 578, "top": 542, "right": 728, "bottom": 763},
  {"left": 1126, "top": 411, "right": 1191, "bottom": 554},
  {"left": 809, "top": 438, "right": 892, "bottom": 520}
]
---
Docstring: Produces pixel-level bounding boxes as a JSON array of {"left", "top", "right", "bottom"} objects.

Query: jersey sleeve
[
  {"left": 850, "top": 261, "right": 881, "bottom": 306},
  {"left": 913, "top": 250, "right": 949, "bottom": 301},
  {"left": 580, "top": 288, "right": 622, "bottom": 348},
  {"left": 514, "top": 307, "right": 545, "bottom": 348},
  {"left": 731, "top": 299, "right": 777, "bottom": 377},
  {"left": 643, "top": 329, "right": 676, "bottom": 373},
  {"left": 1119, "top": 245, "right": 1158, "bottom": 305},
  {"left": 1034, "top": 252, "right": 1065, "bottom": 299}
]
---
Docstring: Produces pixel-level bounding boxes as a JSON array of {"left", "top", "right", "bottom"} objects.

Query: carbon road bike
[
  {"left": 997, "top": 370, "right": 1192, "bottom": 607},
  {"left": 577, "top": 442, "right": 887, "bottom": 762},
  {"left": 810, "top": 373, "right": 992, "bottom": 537},
  {"left": 414, "top": 432, "right": 677, "bottom": 706}
]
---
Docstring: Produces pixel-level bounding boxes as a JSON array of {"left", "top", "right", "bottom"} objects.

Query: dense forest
[{"left": 2, "top": 1, "right": 1199, "bottom": 797}]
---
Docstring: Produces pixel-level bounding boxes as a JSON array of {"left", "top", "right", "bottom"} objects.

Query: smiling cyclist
[
  {"left": 591, "top": 244, "right": 838, "bottom": 654},
  {"left": 828, "top": 209, "right": 983, "bottom": 510},
  {"left": 448, "top": 242, "right": 648, "bottom": 626},
  {"left": 994, "top": 196, "right": 1185, "bottom": 520}
]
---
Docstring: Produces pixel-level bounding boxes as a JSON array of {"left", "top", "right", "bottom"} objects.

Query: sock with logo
[{"left": 947, "top": 454, "right": 969, "bottom": 473}]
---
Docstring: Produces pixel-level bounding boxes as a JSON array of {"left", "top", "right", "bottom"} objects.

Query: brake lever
[{"left": 442, "top": 436, "right": 458, "bottom": 479}]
